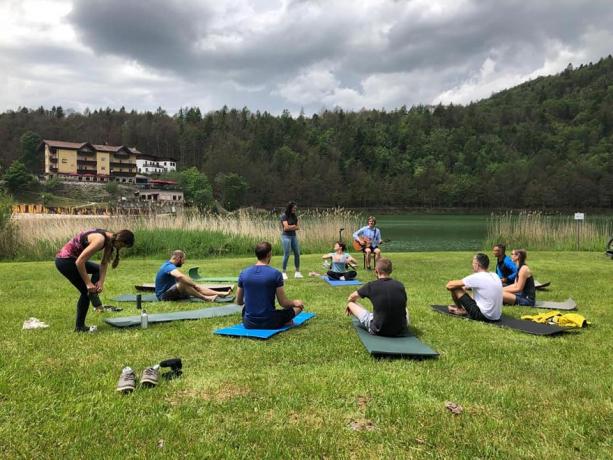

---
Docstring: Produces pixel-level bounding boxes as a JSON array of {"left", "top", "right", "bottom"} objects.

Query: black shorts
[
  {"left": 243, "top": 308, "right": 296, "bottom": 329},
  {"left": 457, "top": 293, "right": 488, "bottom": 321},
  {"left": 160, "top": 284, "right": 190, "bottom": 301}
]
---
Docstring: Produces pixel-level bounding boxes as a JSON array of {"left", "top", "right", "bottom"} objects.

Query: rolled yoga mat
[
  {"left": 352, "top": 319, "right": 438, "bottom": 358},
  {"left": 134, "top": 283, "right": 234, "bottom": 292},
  {"left": 431, "top": 305, "right": 567, "bottom": 336},
  {"left": 214, "top": 312, "right": 315, "bottom": 339},
  {"left": 188, "top": 267, "right": 238, "bottom": 282},
  {"left": 112, "top": 294, "right": 235, "bottom": 303},
  {"left": 105, "top": 304, "right": 242, "bottom": 328}
]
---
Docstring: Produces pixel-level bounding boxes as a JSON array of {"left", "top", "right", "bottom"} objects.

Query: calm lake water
[{"left": 374, "top": 214, "right": 489, "bottom": 252}]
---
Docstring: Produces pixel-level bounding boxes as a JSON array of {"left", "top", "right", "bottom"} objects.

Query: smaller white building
[{"left": 136, "top": 154, "right": 177, "bottom": 175}]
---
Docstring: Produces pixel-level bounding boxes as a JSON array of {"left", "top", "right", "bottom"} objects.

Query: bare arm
[
  {"left": 75, "top": 234, "right": 106, "bottom": 292},
  {"left": 322, "top": 253, "right": 333, "bottom": 260},
  {"left": 504, "top": 266, "right": 530, "bottom": 293},
  {"left": 446, "top": 279, "right": 465, "bottom": 291},
  {"left": 346, "top": 255, "right": 358, "bottom": 267},
  {"left": 347, "top": 290, "right": 361, "bottom": 303},
  {"left": 276, "top": 286, "right": 303, "bottom": 309},
  {"left": 282, "top": 220, "right": 299, "bottom": 231},
  {"left": 236, "top": 287, "right": 244, "bottom": 306}
]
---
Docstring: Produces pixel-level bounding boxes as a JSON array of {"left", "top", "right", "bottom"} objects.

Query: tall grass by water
[
  {"left": 486, "top": 212, "right": 613, "bottom": 251},
  {"left": 6, "top": 208, "right": 362, "bottom": 261}
]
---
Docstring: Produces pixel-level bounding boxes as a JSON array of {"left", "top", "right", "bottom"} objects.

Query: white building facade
[{"left": 136, "top": 154, "right": 177, "bottom": 175}]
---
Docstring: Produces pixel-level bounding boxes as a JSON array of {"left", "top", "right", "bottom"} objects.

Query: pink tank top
[{"left": 56, "top": 229, "right": 107, "bottom": 259}]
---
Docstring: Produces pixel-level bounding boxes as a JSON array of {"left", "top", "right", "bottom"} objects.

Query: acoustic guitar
[{"left": 352, "top": 236, "right": 389, "bottom": 252}]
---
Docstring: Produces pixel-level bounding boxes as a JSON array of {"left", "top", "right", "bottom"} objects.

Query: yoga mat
[
  {"left": 112, "top": 294, "right": 235, "bottom": 303},
  {"left": 321, "top": 276, "right": 363, "bottom": 286},
  {"left": 431, "top": 305, "right": 566, "bottom": 336},
  {"left": 533, "top": 298, "right": 576, "bottom": 310},
  {"left": 214, "top": 312, "right": 315, "bottom": 339},
  {"left": 105, "top": 304, "right": 242, "bottom": 328},
  {"left": 189, "top": 267, "right": 237, "bottom": 282},
  {"left": 534, "top": 280, "right": 551, "bottom": 290},
  {"left": 135, "top": 283, "right": 234, "bottom": 292},
  {"left": 352, "top": 319, "right": 438, "bottom": 358}
]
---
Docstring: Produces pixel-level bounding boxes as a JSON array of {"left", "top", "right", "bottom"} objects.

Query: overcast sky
[{"left": 1, "top": 0, "right": 612, "bottom": 115}]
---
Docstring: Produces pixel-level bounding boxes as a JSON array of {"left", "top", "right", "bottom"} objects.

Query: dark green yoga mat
[
  {"left": 431, "top": 305, "right": 567, "bottom": 336},
  {"left": 105, "top": 304, "right": 242, "bottom": 328},
  {"left": 188, "top": 267, "right": 237, "bottom": 282},
  {"left": 352, "top": 319, "right": 438, "bottom": 358},
  {"left": 111, "top": 294, "right": 235, "bottom": 303}
]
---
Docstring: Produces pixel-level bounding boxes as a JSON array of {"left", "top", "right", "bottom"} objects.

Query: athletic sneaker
[
  {"left": 294, "top": 272, "right": 303, "bottom": 279},
  {"left": 140, "top": 365, "right": 160, "bottom": 388},
  {"left": 116, "top": 367, "right": 136, "bottom": 393},
  {"left": 74, "top": 325, "right": 97, "bottom": 333},
  {"left": 282, "top": 272, "right": 288, "bottom": 280}
]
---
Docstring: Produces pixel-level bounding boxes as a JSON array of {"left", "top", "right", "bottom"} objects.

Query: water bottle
[
  {"left": 141, "top": 309, "right": 148, "bottom": 329},
  {"left": 136, "top": 294, "right": 142, "bottom": 310}
]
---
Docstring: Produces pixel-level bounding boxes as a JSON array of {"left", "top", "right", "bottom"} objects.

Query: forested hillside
[{"left": 1, "top": 56, "right": 612, "bottom": 209}]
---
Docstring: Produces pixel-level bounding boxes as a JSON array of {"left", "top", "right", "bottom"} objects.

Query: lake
[{"left": 373, "top": 214, "right": 489, "bottom": 252}]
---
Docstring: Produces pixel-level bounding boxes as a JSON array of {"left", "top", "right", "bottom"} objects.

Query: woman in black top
[
  {"left": 503, "top": 248, "right": 536, "bottom": 306},
  {"left": 280, "top": 201, "right": 301, "bottom": 280}
]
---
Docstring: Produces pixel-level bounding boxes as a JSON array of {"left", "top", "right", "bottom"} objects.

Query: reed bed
[
  {"left": 7, "top": 208, "right": 362, "bottom": 260},
  {"left": 486, "top": 212, "right": 613, "bottom": 251}
]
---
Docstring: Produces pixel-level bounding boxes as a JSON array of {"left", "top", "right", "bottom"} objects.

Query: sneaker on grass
[
  {"left": 117, "top": 367, "right": 136, "bottom": 393},
  {"left": 282, "top": 272, "right": 288, "bottom": 281},
  {"left": 294, "top": 272, "right": 303, "bottom": 279},
  {"left": 75, "top": 325, "right": 97, "bottom": 333},
  {"left": 140, "top": 366, "right": 160, "bottom": 388}
]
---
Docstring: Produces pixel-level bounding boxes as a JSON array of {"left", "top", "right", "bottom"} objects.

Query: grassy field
[{"left": 0, "top": 252, "right": 611, "bottom": 458}]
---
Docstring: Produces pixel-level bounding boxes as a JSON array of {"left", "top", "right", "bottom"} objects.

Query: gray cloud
[{"left": 1, "top": 0, "right": 612, "bottom": 114}]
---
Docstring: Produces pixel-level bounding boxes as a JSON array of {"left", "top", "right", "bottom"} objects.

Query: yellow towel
[
  {"left": 553, "top": 313, "right": 590, "bottom": 328},
  {"left": 521, "top": 311, "right": 561, "bottom": 323}
]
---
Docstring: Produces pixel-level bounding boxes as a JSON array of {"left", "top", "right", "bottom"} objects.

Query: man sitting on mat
[
  {"left": 237, "top": 241, "right": 304, "bottom": 329},
  {"left": 493, "top": 243, "right": 517, "bottom": 286},
  {"left": 155, "top": 250, "right": 231, "bottom": 301},
  {"left": 346, "top": 258, "right": 409, "bottom": 337},
  {"left": 446, "top": 253, "right": 502, "bottom": 321}
]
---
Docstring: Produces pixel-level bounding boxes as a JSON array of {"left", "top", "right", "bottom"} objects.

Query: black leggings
[
  {"left": 326, "top": 270, "right": 357, "bottom": 280},
  {"left": 55, "top": 258, "right": 100, "bottom": 330}
]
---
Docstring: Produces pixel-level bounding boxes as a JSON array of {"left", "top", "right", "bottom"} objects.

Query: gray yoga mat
[
  {"left": 352, "top": 319, "right": 438, "bottom": 358},
  {"left": 105, "top": 304, "right": 242, "bottom": 328},
  {"left": 431, "top": 305, "right": 567, "bottom": 336},
  {"left": 134, "top": 283, "right": 234, "bottom": 292},
  {"left": 112, "top": 294, "right": 235, "bottom": 303},
  {"left": 534, "top": 280, "right": 551, "bottom": 290},
  {"left": 533, "top": 298, "right": 576, "bottom": 310}
]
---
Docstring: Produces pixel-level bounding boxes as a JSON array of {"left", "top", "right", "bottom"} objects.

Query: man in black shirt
[{"left": 346, "top": 258, "right": 409, "bottom": 337}]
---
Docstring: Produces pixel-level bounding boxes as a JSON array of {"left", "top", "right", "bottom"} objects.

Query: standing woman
[
  {"left": 55, "top": 228, "right": 135, "bottom": 332},
  {"left": 280, "top": 201, "right": 302, "bottom": 280},
  {"left": 502, "top": 249, "right": 536, "bottom": 307}
]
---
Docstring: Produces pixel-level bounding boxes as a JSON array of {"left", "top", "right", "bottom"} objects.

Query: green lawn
[{"left": 0, "top": 253, "right": 611, "bottom": 458}]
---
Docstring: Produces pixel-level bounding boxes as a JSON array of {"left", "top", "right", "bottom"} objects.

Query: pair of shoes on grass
[
  {"left": 116, "top": 366, "right": 159, "bottom": 393},
  {"left": 282, "top": 271, "right": 304, "bottom": 280}
]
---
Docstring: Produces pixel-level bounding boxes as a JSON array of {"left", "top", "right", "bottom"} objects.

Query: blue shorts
[{"left": 514, "top": 293, "right": 535, "bottom": 307}]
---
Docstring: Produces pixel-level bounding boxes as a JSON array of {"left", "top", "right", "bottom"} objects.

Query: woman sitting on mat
[
  {"left": 323, "top": 241, "right": 358, "bottom": 280},
  {"left": 503, "top": 248, "right": 536, "bottom": 307},
  {"left": 55, "top": 228, "right": 134, "bottom": 332}
]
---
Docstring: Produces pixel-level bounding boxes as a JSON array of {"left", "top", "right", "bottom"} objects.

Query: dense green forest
[{"left": 1, "top": 56, "right": 612, "bottom": 209}]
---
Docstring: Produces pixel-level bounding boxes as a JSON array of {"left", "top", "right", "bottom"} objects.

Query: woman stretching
[
  {"left": 55, "top": 228, "right": 134, "bottom": 332},
  {"left": 280, "top": 201, "right": 302, "bottom": 280},
  {"left": 503, "top": 248, "right": 536, "bottom": 307},
  {"left": 323, "top": 241, "right": 358, "bottom": 280}
]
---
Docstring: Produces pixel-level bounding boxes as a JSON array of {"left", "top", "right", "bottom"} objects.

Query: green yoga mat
[
  {"left": 111, "top": 294, "right": 235, "bottom": 303},
  {"left": 352, "top": 319, "right": 438, "bottom": 358},
  {"left": 105, "top": 304, "right": 242, "bottom": 328}
]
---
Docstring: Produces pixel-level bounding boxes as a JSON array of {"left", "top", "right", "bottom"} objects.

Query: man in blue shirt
[
  {"left": 352, "top": 216, "right": 382, "bottom": 270},
  {"left": 155, "top": 250, "right": 231, "bottom": 301},
  {"left": 237, "top": 242, "right": 304, "bottom": 329},
  {"left": 493, "top": 244, "right": 517, "bottom": 286}
]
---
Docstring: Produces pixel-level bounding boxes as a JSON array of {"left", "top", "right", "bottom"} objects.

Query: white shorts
[{"left": 357, "top": 310, "right": 375, "bottom": 334}]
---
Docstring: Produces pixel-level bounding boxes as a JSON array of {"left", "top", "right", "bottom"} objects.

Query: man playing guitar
[{"left": 352, "top": 216, "right": 382, "bottom": 270}]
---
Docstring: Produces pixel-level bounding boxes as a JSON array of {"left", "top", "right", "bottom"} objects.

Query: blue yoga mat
[
  {"left": 321, "top": 276, "right": 363, "bottom": 286},
  {"left": 214, "top": 311, "right": 315, "bottom": 339}
]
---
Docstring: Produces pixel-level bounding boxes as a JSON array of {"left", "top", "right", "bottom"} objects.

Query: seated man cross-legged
[
  {"left": 237, "top": 241, "right": 304, "bottom": 329},
  {"left": 346, "top": 258, "right": 409, "bottom": 337},
  {"left": 446, "top": 253, "right": 503, "bottom": 321},
  {"left": 155, "top": 250, "right": 231, "bottom": 301}
]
